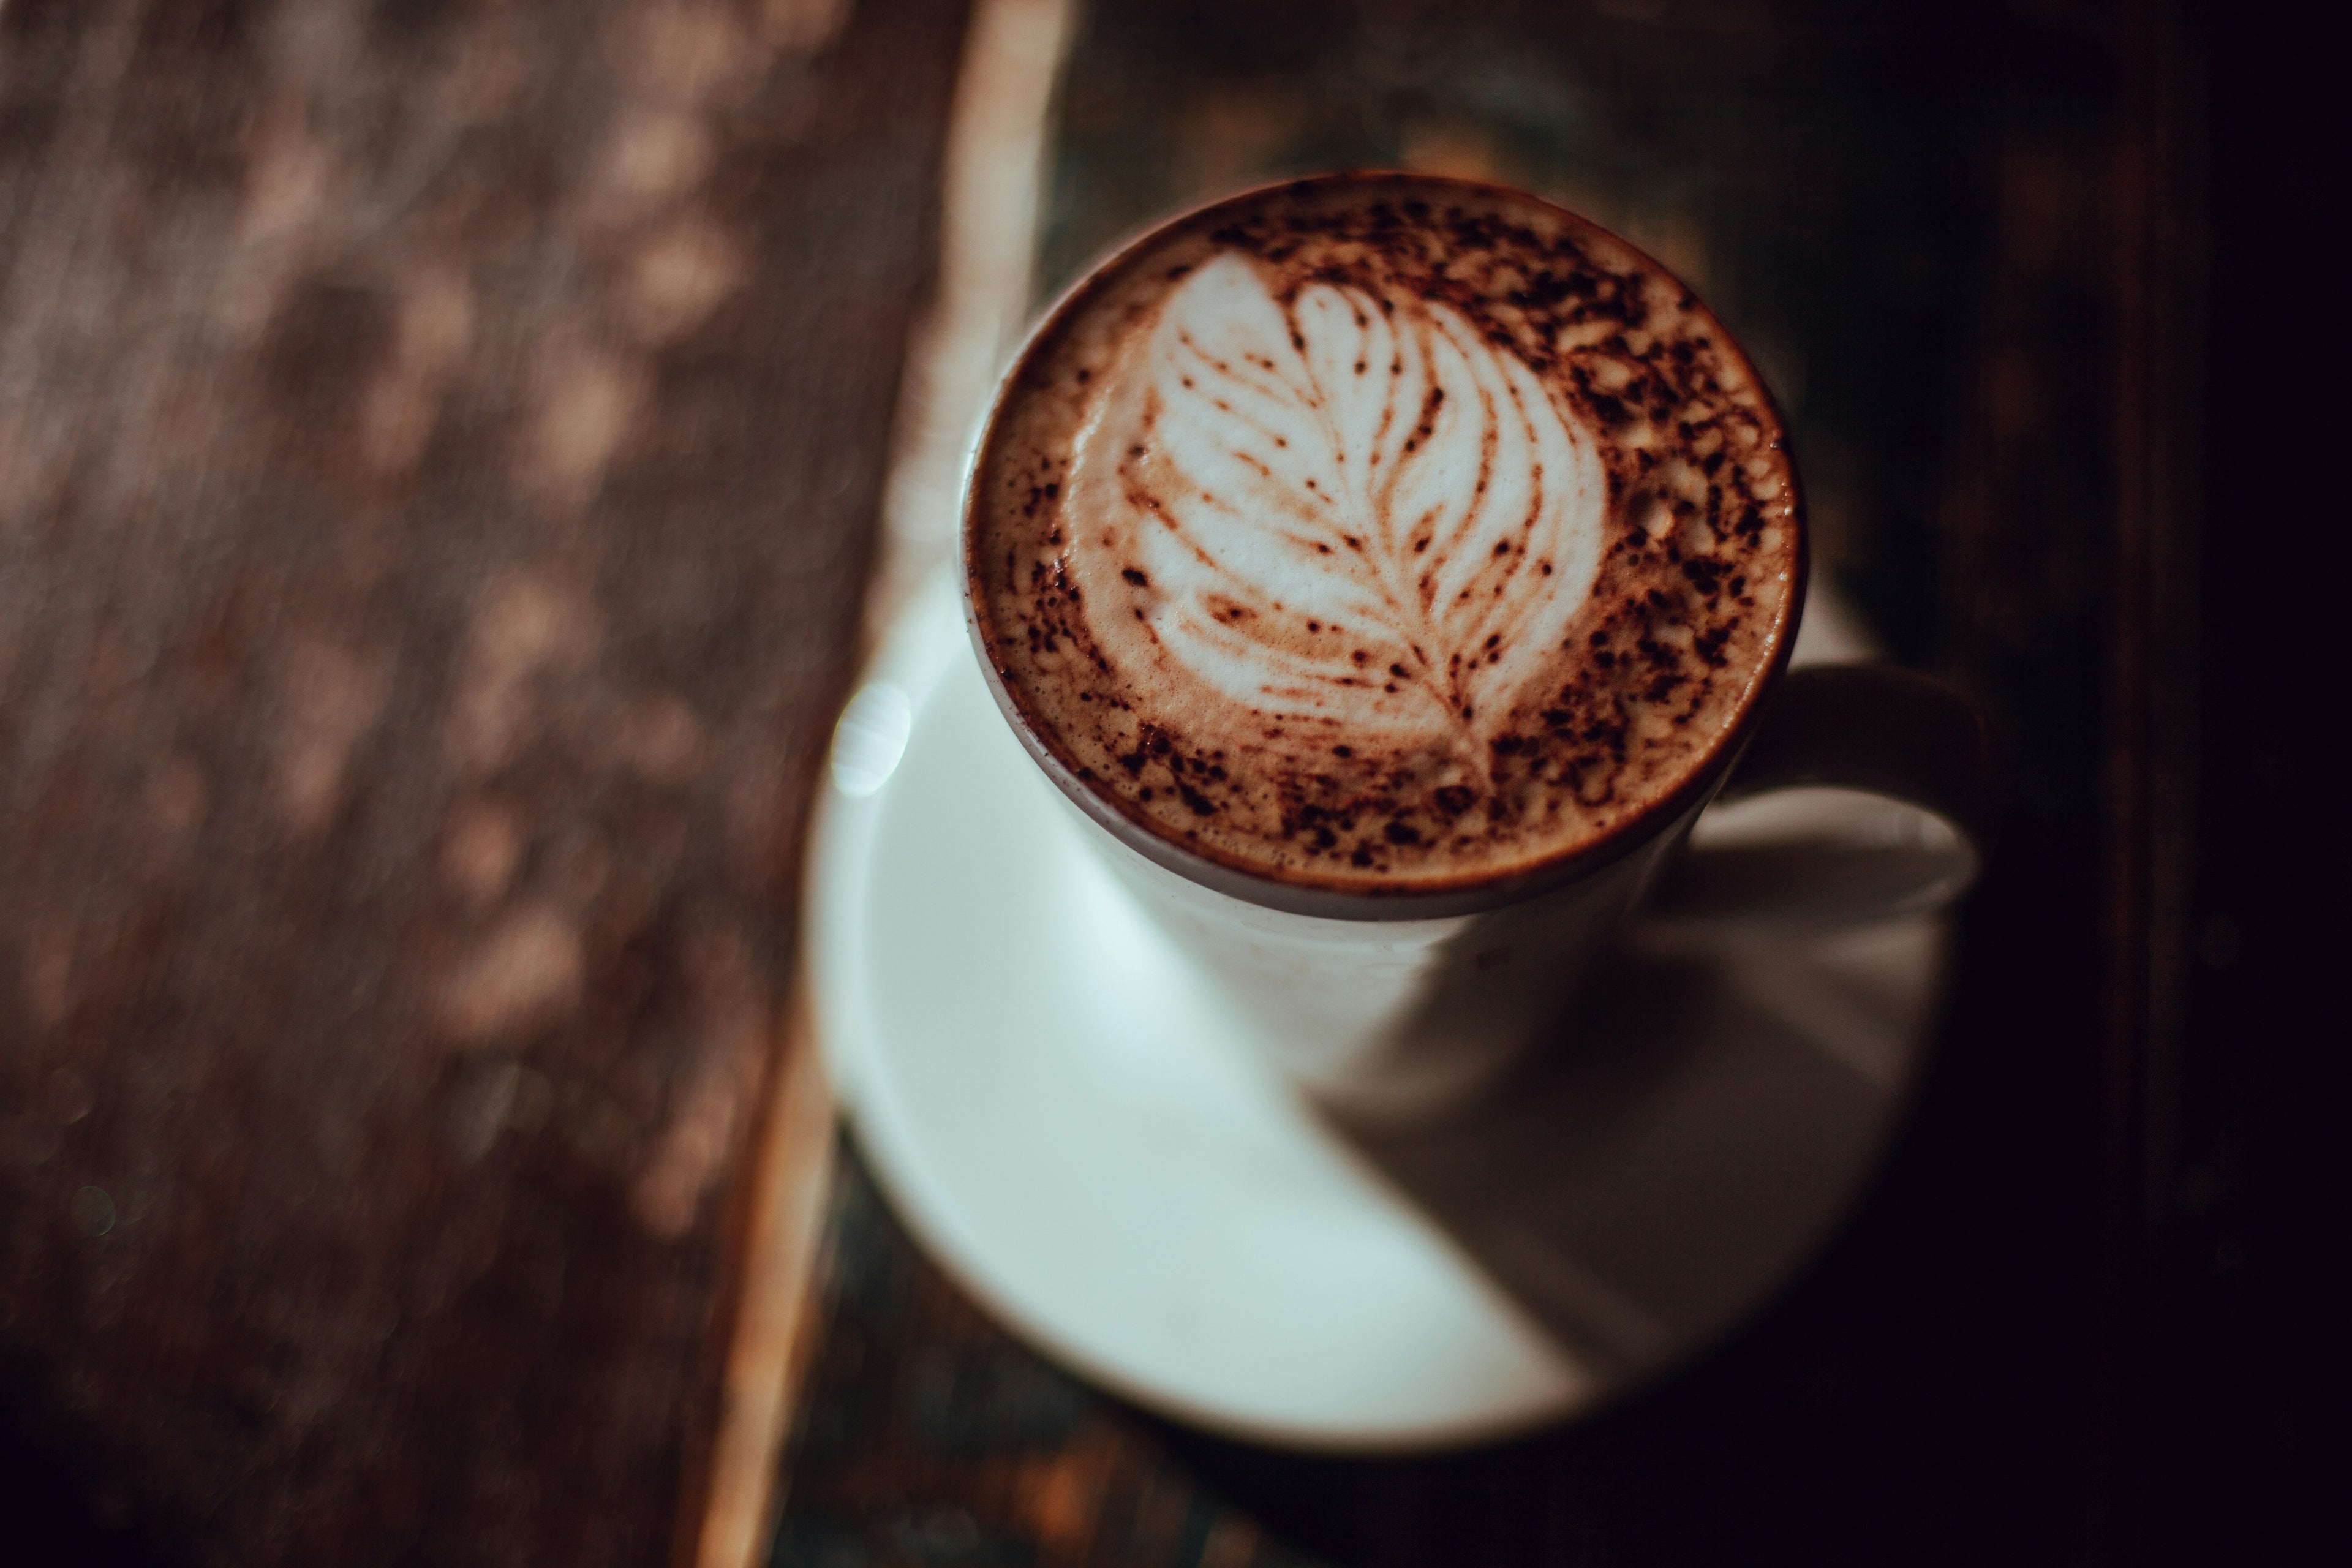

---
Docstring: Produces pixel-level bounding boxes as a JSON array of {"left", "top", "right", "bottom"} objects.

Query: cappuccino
[{"left": 967, "top": 175, "right": 1801, "bottom": 896}]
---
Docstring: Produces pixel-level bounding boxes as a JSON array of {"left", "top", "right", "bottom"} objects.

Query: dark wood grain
[{"left": 0, "top": 1, "right": 970, "bottom": 1562}]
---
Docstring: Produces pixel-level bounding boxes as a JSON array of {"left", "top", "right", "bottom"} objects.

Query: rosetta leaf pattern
[{"left": 1103, "top": 252, "right": 1607, "bottom": 747}]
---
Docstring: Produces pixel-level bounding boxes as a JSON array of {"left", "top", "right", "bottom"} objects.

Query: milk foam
[
  {"left": 968, "top": 175, "right": 1801, "bottom": 893},
  {"left": 1066, "top": 254, "right": 1608, "bottom": 749}
]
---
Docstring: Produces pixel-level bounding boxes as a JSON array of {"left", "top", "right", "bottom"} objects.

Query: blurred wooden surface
[{"left": 0, "top": 1, "right": 970, "bottom": 1562}]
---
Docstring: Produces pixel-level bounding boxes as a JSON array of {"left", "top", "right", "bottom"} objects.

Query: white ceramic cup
[{"left": 963, "top": 178, "right": 1993, "bottom": 1124}]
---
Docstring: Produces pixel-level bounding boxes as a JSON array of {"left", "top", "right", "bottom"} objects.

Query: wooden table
[
  {"left": 1, "top": 2, "right": 967, "bottom": 1561},
  {"left": 4, "top": 2, "right": 2223, "bottom": 1564}
]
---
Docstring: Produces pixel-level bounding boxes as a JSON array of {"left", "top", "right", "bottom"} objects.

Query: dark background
[{"left": 6, "top": 1, "right": 2330, "bottom": 1563}]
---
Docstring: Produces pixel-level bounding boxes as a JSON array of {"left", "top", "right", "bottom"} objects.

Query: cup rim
[{"left": 961, "top": 169, "right": 1808, "bottom": 923}]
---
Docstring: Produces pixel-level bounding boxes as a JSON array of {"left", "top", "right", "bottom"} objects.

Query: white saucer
[{"left": 805, "top": 574, "right": 1950, "bottom": 1451}]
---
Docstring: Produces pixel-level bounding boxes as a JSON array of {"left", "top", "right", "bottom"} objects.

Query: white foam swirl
[{"left": 1068, "top": 251, "right": 1607, "bottom": 750}]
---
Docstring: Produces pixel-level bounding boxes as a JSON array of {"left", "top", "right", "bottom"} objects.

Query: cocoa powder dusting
[{"left": 968, "top": 175, "right": 1801, "bottom": 894}]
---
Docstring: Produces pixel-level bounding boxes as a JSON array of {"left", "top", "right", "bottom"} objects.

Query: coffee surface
[{"left": 968, "top": 176, "right": 1801, "bottom": 894}]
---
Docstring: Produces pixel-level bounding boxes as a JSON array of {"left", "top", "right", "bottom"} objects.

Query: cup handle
[{"left": 1638, "top": 664, "right": 1997, "bottom": 929}]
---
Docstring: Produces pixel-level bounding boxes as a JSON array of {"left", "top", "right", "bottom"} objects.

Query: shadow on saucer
[
  {"left": 1135, "top": 927, "right": 1939, "bottom": 1566},
  {"left": 1329, "top": 932, "right": 1920, "bottom": 1391}
]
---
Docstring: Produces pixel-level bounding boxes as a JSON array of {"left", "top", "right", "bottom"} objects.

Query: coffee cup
[{"left": 962, "top": 172, "right": 1990, "bottom": 1122}]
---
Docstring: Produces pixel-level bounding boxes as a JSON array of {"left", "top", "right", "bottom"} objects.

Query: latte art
[
  {"left": 1067, "top": 253, "right": 1608, "bottom": 750},
  {"left": 968, "top": 176, "right": 1801, "bottom": 895}
]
